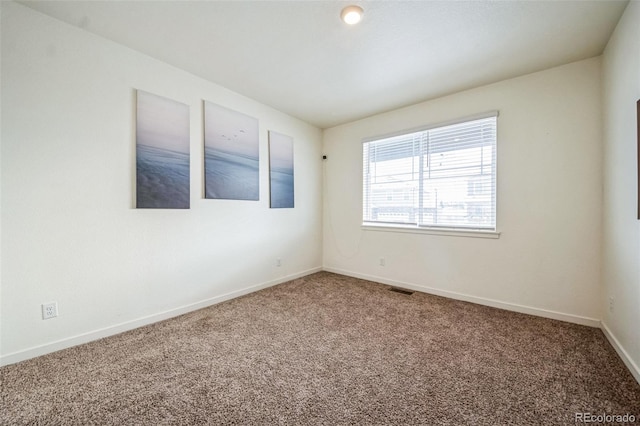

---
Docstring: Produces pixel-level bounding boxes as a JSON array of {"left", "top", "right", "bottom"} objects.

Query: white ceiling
[{"left": 20, "top": 0, "right": 628, "bottom": 129}]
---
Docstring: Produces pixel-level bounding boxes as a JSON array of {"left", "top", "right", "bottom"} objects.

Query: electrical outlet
[
  {"left": 276, "top": 258, "right": 282, "bottom": 267},
  {"left": 42, "top": 302, "right": 58, "bottom": 320},
  {"left": 379, "top": 258, "right": 385, "bottom": 267},
  {"left": 609, "top": 297, "right": 614, "bottom": 313}
]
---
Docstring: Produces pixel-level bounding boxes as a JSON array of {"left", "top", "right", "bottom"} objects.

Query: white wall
[
  {"left": 0, "top": 2, "right": 322, "bottom": 365},
  {"left": 602, "top": 1, "right": 640, "bottom": 381},
  {"left": 323, "top": 58, "right": 603, "bottom": 325}
]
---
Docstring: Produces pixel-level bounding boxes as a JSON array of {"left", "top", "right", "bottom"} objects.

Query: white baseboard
[
  {"left": 8, "top": 265, "right": 633, "bottom": 385},
  {"left": 600, "top": 321, "right": 640, "bottom": 385},
  {"left": 0, "top": 267, "right": 322, "bottom": 367},
  {"left": 323, "top": 267, "right": 601, "bottom": 328}
]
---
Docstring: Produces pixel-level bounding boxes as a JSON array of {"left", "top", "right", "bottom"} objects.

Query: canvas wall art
[
  {"left": 204, "top": 101, "right": 259, "bottom": 200},
  {"left": 136, "top": 90, "right": 190, "bottom": 209},
  {"left": 268, "top": 131, "right": 294, "bottom": 208}
]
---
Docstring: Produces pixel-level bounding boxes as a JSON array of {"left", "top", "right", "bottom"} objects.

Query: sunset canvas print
[
  {"left": 136, "top": 90, "right": 190, "bottom": 209},
  {"left": 204, "top": 101, "right": 259, "bottom": 201}
]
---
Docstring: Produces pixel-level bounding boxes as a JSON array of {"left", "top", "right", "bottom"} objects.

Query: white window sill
[{"left": 361, "top": 223, "right": 501, "bottom": 239}]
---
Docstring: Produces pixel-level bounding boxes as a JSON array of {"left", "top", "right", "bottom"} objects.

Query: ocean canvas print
[
  {"left": 268, "top": 131, "right": 294, "bottom": 208},
  {"left": 204, "top": 101, "right": 259, "bottom": 200},
  {"left": 136, "top": 90, "right": 190, "bottom": 209}
]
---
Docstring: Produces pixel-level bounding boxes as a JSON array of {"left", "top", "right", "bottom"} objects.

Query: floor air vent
[{"left": 389, "top": 287, "right": 414, "bottom": 296}]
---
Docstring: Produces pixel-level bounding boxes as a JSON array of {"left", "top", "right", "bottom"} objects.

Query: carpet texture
[{"left": 1, "top": 272, "right": 639, "bottom": 425}]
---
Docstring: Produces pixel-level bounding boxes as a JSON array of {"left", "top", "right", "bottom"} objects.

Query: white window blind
[{"left": 363, "top": 114, "right": 497, "bottom": 231}]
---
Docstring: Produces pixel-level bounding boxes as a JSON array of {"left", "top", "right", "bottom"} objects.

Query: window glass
[{"left": 363, "top": 114, "right": 497, "bottom": 231}]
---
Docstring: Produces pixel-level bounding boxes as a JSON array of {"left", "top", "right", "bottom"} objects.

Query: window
[{"left": 362, "top": 112, "right": 497, "bottom": 232}]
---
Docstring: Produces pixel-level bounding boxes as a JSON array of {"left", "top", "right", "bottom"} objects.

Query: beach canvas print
[
  {"left": 136, "top": 90, "right": 190, "bottom": 209},
  {"left": 204, "top": 101, "right": 259, "bottom": 200},
  {"left": 268, "top": 131, "right": 294, "bottom": 208}
]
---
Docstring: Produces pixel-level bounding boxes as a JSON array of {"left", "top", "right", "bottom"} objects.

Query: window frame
[{"left": 361, "top": 111, "right": 500, "bottom": 238}]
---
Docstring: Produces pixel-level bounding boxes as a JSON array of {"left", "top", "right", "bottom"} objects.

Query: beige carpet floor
[{"left": 1, "top": 272, "right": 639, "bottom": 425}]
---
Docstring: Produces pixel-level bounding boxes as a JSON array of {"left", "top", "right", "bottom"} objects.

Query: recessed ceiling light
[{"left": 341, "top": 5, "right": 364, "bottom": 25}]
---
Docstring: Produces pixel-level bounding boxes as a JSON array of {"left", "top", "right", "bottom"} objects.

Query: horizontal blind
[{"left": 363, "top": 115, "right": 497, "bottom": 231}]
